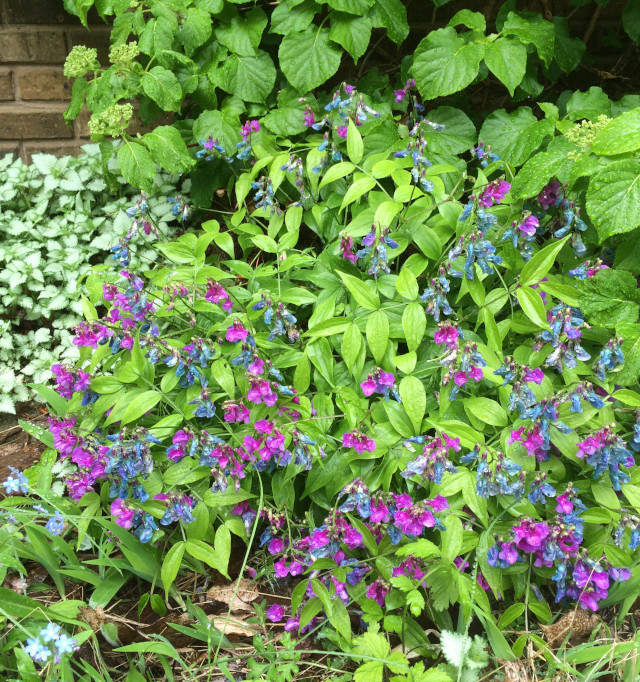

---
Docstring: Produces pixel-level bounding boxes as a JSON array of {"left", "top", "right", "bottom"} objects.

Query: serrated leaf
[
  {"left": 370, "top": 0, "right": 408, "bottom": 44},
  {"left": 414, "top": 28, "right": 484, "bottom": 100},
  {"left": 586, "top": 160, "right": 640, "bottom": 240},
  {"left": 218, "top": 50, "right": 276, "bottom": 103},
  {"left": 329, "top": 13, "right": 372, "bottom": 63},
  {"left": 216, "top": 7, "right": 267, "bottom": 56},
  {"left": 117, "top": 141, "right": 156, "bottom": 192},
  {"left": 143, "top": 126, "right": 194, "bottom": 174},
  {"left": 141, "top": 66, "right": 182, "bottom": 112},
  {"left": 578, "top": 269, "right": 640, "bottom": 326},
  {"left": 479, "top": 107, "right": 554, "bottom": 167},
  {"left": 270, "top": 0, "right": 316, "bottom": 35},
  {"left": 592, "top": 108, "right": 640, "bottom": 156},
  {"left": 279, "top": 27, "right": 342, "bottom": 93},
  {"left": 503, "top": 11, "right": 555, "bottom": 67}
]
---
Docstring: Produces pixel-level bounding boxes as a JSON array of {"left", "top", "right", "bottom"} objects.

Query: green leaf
[
  {"left": 270, "top": 0, "right": 317, "bottom": 35},
  {"left": 503, "top": 11, "right": 555, "bottom": 67},
  {"left": 623, "top": 0, "right": 640, "bottom": 43},
  {"left": 139, "top": 16, "right": 174, "bottom": 55},
  {"left": 370, "top": 0, "right": 409, "bottom": 44},
  {"left": 616, "top": 322, "right": 640, "bottom": 385},
  {"left": 484, "top": 37, "right": 526, "bottom": 96},
  {"left": 511, "top": 146, "right": 572, "bottom": 199},
  {"left": 216, "top": 7, "right": 267, "bottom": 56},
  {"left": 262, "top": 106, "right": 307, "bottom": 136},
  {"left": 448, "top": 9, "right": 486, "bottom": 32},
  {"left": 279, "top": 27, "right": 342, "bottom": 93},
  {"left": 497, "top": 603, "right": 525, "bottom": 629},
  {"left": 327, "top": 0, "right": 373, "bottom": 13},
  {"left": 553, "top": 16, "right": 585, "bottom": 73},
  {"left": 121, "top": 391, "right": 162, "bottom": 425},
  {"left": 185, "top": 539, "right": 230, "bottom": 578},
  {"left": 347, "top": 119, "right": 364, "bottom": 164},
  {"left": 516, "top": 286, "right": 550, "bottom": 330},
  {"left": 520, "top": 236, "right": 569, "bottom": 286},
  {"left": 342, "top": 323, "right": 363, "bottom": 375},
  {"left": 340, "top": 176, "right": 376, "bottom": 210},
  {"left": 338, "top": 271, "right": 380, "bottom": 310},
  {"left": 420, "top": 107, "right": 476, "bottom": 155},
  {"left": 29, "top": 384, "right": 68, "bottom": 416},
  {"left": 177, "top": 7, "right": 212, "bottom": 56},
  {"left": 441, "top": 515, "right": 463, "bottom": 561},
  {"left": 329, "top": 13, "right": 372, "bottom": 63},
  {"left": 161, "top": 541, "right": 185, "bottom": 599},
  {"left": 293, "top": 354, "right": 311, "bottom": 393},
  {"left": 578, "top": 269, "right": 640, "bottom": 327},
  {"left": 586, "top": 160, "right": 640, "bottom": 240},
  {"left": 402, "top": 302, "right": 426, "bottom": 351},
  {"left": 592, "top": 108, "right": 640, "bottom": 156},
  {"left": 479, "top": 107, "right": 554, "bottom": 167},
  {"left": 395, "top": 268, "right": 419, "bottom": 300},
  {"left": 193, "top": 110, "right": 240, "bottom": 154},
  {"left": 117, "top": 141, "right": 156, "bottom": 192},
  {"left": 399, "top": 376, "right": 426, "bottom": 434},
  {"left": 218, "top": 51, "right": 276, "bottom": 103},
  {"left": 464, "top": 397, "right": 508, "bottom": 427},
  {"left": 366, "top": 311, "right": 389, "bottom": 364},
  {"left": 141, "top": 66, "right": 182, "bottom": 112},
  {"left": 143, "top": 126, "right": 194, "bottom": 174},
  {"left": 414, "top": 27, "right": 484, "bottom": 100},
  {"left": 319, "top": 161, "right": 355, "bottom": 188}
]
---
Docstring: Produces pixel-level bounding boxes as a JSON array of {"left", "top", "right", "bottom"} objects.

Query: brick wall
[{"left": 0, "top": 0, "right": 110, "bottom": 162}]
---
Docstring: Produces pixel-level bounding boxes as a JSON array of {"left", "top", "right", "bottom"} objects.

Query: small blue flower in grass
[
  {"left": 3, "top": 467, "right": 28, "bottom": 494},
  {"left": 45, "top": 511, "right": 65, "bottom": 536}
]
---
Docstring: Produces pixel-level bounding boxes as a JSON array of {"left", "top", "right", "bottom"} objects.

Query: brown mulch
[{"left": 0, "top": 403, "right": 48, "bottom": 481}]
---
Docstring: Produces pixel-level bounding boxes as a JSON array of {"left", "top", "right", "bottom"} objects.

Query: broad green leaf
[
  {"left": 399, "top": 375, "right": 426, "bottom": 434},
  {"left": 319, "top": 162, "right": 355, "bottom": 188},
  {"left": 177, "top": 7, "right": 212, "bottom": 55},
  {"left": 329, "top": 13, "right": 372, "bottom": 63},
  {"left": 370, "top": 0, "right": 409, "bottom": 45},
  {"left": 215, "top": 7, "right": 267, "bottom": 56},
  {"left": 347, "top": 119, "right": 364, "bottom": 164},
  {"left": 270, "top": 0, "right": 317, "bottom": 35},
  {"left": 503, "top": 11, "right": 555, "bottom": 67},
  {"left": 479, "top": 107, "right": 554, "bottom": 167},
  {"left": 464, "top": 397, "right": 508, "bottom": 427},
  {"left": 121, "top": 391, "right": 162, "bottom": 425},
  {"left": 279, "top": 27, "right": 342, "bottom": 93},
  {"left": 578, "top": 269, "right": 640, "bottom": 326},
  {"left": 448, "top": 9, "right": 486, "bottom": 32},
  {"left": 484, "top": 37, "right": 526, "bottom": 96},
  {"left": 117, "top": 141, "right": 156, "bottom": 192},
  {"left": 421, "top": 107, "right": 476, "bottom": 155},
  {"left": 623, "top": 0, "right": 640, "bottom": 43},
  {"left": 218, "top": 51, "right": 276, "bottom": 103},
  {"left": 441, "top": 515, "right": 463, "bottom": 561},
  {"left": 342, "top": 323, "right": 363, "bottom": 375},
  {"left": 586, "top": 160, "right": 640, "bottom": 240},
  {"left": 293, "top": 354, "right": 311, "bottom": 393},
  {"left": 366, "top": 311, "right": 389, "bottom": 363},
  {"left": 592, "top": 108, "right": 640, "bottom": 156},
  {"left": 143, "top": 126, "right": 194, "bottom": 174},
  {"left": 616, "top": 322, "right": 640, "bottom": 385},
  {"left": 414, "top": 28, "right": 484, "bottom": 100},
  {"left": 520, "top": 236, "right": 569, "bottom": 286},
  {"left": 553, "top": 16, "right": 585, "bottom": 73},
  {"left": 193, "top": 110, "right": 240, "bottom": 155},
  {"left": 327, "top": 0, "right": 373, "bottom": 13},
  {"left": 338, "top": 271, "right": 380, "bottom": 310},
  {"left": 140, "top": 66, "right": 182, "bottom": 112},
  {"left": 402, "top": 302, "right": 426, "bottom": 351},
  {"left": 511, "top": 146, "right": 572, "bottom": 199},
  {"left": 516, "top": 286, "right": 550, "bottom": 330}
]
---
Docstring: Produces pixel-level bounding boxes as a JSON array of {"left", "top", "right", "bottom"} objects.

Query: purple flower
[
  {"left": 225, "top": 320, "right": 249, "bottom": 342},
  {"left": 111, "top": 498, "right": 134, "bottom": 529},
  {"left": 266, "top": 603, "right": 285, "bottom": 622}
]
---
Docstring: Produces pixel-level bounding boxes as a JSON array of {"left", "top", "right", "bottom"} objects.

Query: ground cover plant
[
  {"left": 3, "top": 1, "right": 640, "bottom": 681},
  {"left": 0, "top": 146, "right": 189, "bottom": 413}
]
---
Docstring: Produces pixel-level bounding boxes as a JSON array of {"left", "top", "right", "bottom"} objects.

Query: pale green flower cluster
[
  {"left": 88, "top": 103, "right": 134, "bottom": 137},
  {"left": 63, "top": 45, "right": 100, "bottom": 78},
  {"left": 109, "top": 42, "right": 140, "bottom": 69}
]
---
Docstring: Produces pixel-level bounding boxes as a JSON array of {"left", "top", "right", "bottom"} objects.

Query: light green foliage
[{"left": 0, "top": 146, "right": 185, "bottom": 412}]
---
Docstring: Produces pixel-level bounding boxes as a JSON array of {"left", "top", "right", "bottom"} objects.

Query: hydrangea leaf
[
  {"left": 414, "top": 28, "right": 484, "bottom": 100},
  {"left": 370, "top": 0, "right": 409, "bottom": 45},
  {"left": 479, "top": 107, "right": 554, "bottom": 167},
  {"left": 117, "top": 141, "right": 156, "bottom": 192},
  {"left": 279, "top": 27, "right": 342, "bottom": 93},
  {"left": 578, "top": 269, "right": 640, "bottom": 327},
  {"left": 615, "top": 322, "right": 640, "bottom": 385},
  {"left": 591, "top": 108, "right": 640, "bottom": 156},
  {"left": 143, "top": 126, "right": 195, "bottom": 174},
  {"left": 329, "top": 13, "right": 372, "bottom": 63},
  {"left": 177, "top": 7, "right": 212, "bottom": 56},
  {"left": 217, "top": 51, "right": 276, "bottom": 103},
  {"left": 270, "top": 0, "right": 317, "bottom": 35},
  {"left": 140, "top": 66, "right": 182, "bottom": 112},
  {"left": 215, "top": 7, "right": 267, "bottom": 57},
  {"left": 586, "top": 160, "right": 640, "bottom": 240},
  {"left": 421, "top": 107, "right": 476, "bottom": 156},
  {"left": 502, "top": 11, "right": 555, "bottom": 67}
]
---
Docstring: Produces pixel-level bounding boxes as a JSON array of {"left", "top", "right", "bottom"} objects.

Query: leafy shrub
[
  {"left": 0, "top": 146, "right": 187, "bottom": 413},
  {"left": 5, "top": 75, "right": 640, "bottom": 679},
  {"left": 60, "top": 1, "right": 640, "bottom": 197}
]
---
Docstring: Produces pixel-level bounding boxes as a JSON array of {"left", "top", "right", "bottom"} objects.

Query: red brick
[
  {"left": 23, "top": 140, "right": 87, "bottom": 162},
  {"left": 0, "top": 70, "right": 13, "bottom": 100},
  {"left": 0, "top": 29, "right": 67, "bottom": 64},
  {"left": 15, "top": 67, "right": 71, "bottom": 100},
  {"left": 0, "top": 143, "right": 20, "bottom": 160},
  {"left": 0, "top": 103, "right": 74, "bottom": 139}
]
